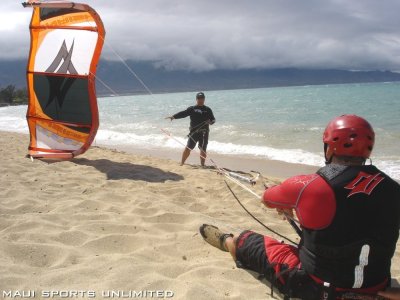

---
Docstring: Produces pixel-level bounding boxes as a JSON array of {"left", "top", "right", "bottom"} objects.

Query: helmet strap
[{"left": 324, "top": 144, "right": 333, "bottom": 165}]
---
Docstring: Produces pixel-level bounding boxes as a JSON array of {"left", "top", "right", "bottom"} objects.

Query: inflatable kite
[{"left": 23, "top": 1, "right": 105, "bottom": 159}]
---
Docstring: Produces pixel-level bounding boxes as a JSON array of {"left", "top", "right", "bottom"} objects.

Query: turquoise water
[{"left": 1, "top": 82, "right": 399, "bottom": 179}]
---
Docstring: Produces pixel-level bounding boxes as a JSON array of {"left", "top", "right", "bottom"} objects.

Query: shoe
[{"left": 199, "top": 224, "right": 233, "bottom": 252}]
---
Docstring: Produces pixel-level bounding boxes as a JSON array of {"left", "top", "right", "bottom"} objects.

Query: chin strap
[{"left": 324, "top": 143, "right": 333, "bottom": 165}]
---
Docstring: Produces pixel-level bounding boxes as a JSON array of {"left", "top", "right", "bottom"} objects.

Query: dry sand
[{"left": 0, "top": 131, "right": 399, "bottom": 300}]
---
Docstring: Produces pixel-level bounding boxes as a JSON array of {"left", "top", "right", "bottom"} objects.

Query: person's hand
[
  {"left": 261, "top": 184, "right": 276, "bottom": 207},
  {"left": 260, "top": 197, "right": 295, "bottom": 220},
  {"left": 264, "top": 183, "right": 276, "bottom": 190},
  {"left": 165, "top": 116, "right": 174, "bottom": 121},
  {"left": 276, "top": 208, "right": 295, "bottom": 220},
  {"left": 261, "top": 196, "right": 276, "bottom": 208}
]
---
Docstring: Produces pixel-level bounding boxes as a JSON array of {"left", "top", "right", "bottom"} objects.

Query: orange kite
[{"left": 23, "top": 1, "right": 105, "bottom": 159}]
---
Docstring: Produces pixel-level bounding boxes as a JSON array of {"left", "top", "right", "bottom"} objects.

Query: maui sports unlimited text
[{"left": 2, "top": 290, "right": 174, "bottom": 298}]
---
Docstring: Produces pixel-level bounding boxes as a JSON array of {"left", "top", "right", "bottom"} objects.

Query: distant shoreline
[
  {"left": 3, "top": 58, "right": 400, "bottom": 96},
  {"left": 96, "top": 80, "right": 400, "bottom": 98},
  {"left": 5, "top": 80, "right": 400, "bottom": 101}
]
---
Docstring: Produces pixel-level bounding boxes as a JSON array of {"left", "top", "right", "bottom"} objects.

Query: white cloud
[{"left": 1, "top": 0, "right": 400, "bottom": 71}]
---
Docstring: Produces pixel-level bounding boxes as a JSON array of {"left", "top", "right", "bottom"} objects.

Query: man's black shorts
[
  {"left": 234, "top": 231, "right": 389, "bottom": 299},
  {"left": 235, "top": 231, "right": 320, "bottom": 299},
  {"left": 235, "top": 230, "right": 272, "bottom": 275},
  {"left": 187, "top": 130, "right": 209, "bottom": 151}
]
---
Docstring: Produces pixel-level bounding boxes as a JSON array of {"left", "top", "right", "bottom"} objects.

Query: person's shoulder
[
  {"left": 292, "top": 173, "right": 336, "bottom": 229},
  {"left": 282, "top": 173, "right": 319, "bottom": 185},
  {"left": 267, "top": 173, "right": 326, "bottom": 201}
]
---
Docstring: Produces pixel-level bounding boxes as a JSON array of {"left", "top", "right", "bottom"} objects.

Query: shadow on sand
[{"left": 72, "top": 158, "right": 184, "bottom": 183}]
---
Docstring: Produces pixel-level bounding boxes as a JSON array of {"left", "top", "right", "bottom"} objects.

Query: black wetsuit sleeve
[
  {"left": 208, "top": 107, "right": 216, "bottom": 124},
  {"left": 173, "top": 107, "right": 192, "bottom": 119}
]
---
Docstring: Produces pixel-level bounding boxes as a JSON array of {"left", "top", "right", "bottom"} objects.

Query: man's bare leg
[
  {"left": 378, "top": 288, "right": 400, "bottom": 300},
  {"left": 224, "top": 235, "right": 238, "bottom": 261},
  {"left": 181, "top": 148, "right": 191, "bottom": 166},
  {"left": 200, "top": 149, "right": 206, "bottom": 166}
]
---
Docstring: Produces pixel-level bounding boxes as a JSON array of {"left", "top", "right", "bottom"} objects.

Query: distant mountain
[
  {"left": 0, "top": 60, "right": 27, "bottom": 89},
  {"left": 1, "top": 59, "right": 400, "bottom": 96}
]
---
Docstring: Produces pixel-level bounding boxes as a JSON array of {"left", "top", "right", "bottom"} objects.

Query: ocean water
[{"left": 1, "top": 82, "right": 399, "bottom": 180}]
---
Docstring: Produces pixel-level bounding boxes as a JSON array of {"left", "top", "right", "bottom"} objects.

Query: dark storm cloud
[{"left": 1, "top": 0, "right": 400, "bottom": 71}]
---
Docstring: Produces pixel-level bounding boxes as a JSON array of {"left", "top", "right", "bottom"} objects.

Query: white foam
[
  {"left": 106, "top": 122, "right": 154, "bottom": 132},
  {"left": 208, "top": 140, "right": 324, "bottom": 166},
  {"left": 0, "top": 105, "right": 398, "bottom": 181},
  {"left": 96, "top": 129, "right": 400, "bottom": 181},
  {"left": 95, "top": 128, "right": 325, "bottom": 166},
  {"left": 96, "top": 129, "right": 168, "bottom": 148},
  {"left": 309, "top": 127, "right": 324, "bottom": 131},
  {"left": 0, "top": 106, "right": 28, "bottom": 133},
  {"left": 375, "top": 160, "right": 400, "bottom": 182}
]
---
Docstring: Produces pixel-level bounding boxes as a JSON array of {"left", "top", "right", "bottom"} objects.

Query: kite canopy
[{"left": 23, "top": 1, "right": 105, "bottom": 159}]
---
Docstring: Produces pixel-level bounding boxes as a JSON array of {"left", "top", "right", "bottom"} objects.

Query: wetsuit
[
  {"left": 173, "top": 105, "right": 215, "bottom": 151},
  {"left": 234, "top": 164, "right": 400, "bottom": 299}
]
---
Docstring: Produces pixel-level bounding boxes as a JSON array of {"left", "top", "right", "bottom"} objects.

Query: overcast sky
[{"left": 1, "top": 0, "right": 400, "bottom": 71}]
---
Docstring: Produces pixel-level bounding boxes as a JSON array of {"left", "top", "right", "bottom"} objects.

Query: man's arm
[
  {"left": 262, "top": 174, "right": 336, "bottom": 229},
  {"left": 165, "top": 107, "right": 192, "bottom": 121},
  {"left": 173, "top": 107, "right": 192, "bottom": 119},
  {"left": 207, "top": 107, "right": 216, "bottom": 124}
]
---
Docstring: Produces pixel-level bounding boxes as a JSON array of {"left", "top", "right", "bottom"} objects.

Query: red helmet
[{"left": 323, "top": 115, "right": 375, "bottom": 160}]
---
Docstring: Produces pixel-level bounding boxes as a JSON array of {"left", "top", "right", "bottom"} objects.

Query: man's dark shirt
[{"left": 173, "top": 105, "right": 215, "bottom": 132}]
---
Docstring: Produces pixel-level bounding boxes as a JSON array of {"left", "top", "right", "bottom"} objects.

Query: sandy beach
[{"left": 0, "top": 131, "right": 399, "bottom": 300}]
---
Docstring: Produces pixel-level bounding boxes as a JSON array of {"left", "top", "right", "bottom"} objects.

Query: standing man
[
  {"left": 200, "top": 115, "right": 400, "bottom": 299},
  {"left": 166, "top": 92, "right": 215, "bottom": 166}
]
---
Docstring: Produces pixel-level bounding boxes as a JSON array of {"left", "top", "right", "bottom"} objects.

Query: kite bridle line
[
  {"left": 224, "top": 180, "right": 298, "bottom": 245},
  {"left": 187, "top": 120, "right": 209, "bottom": 134},
  {"left": 90, "top": 72, "right": 118, "bottom": 96},
  {"left": 162, "top": 128, "right": 302, "bottom": 242},
  {"left": 161, "top": 128, "right": 260, "bottom": 190},
  {"left": 93, "top": 37, "right": 302, "bottom": 241},
  {"left": 162, "top": 119, "right": 303, "bottom": 240}
]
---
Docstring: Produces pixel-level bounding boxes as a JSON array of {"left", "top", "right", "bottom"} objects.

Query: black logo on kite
[
  {"left": 46, "top": 39, "right": 78, "bottom": 74},
  {"left": 45, "top": 76, "right": 76, "bottom": 109},
  {"left": 44, "top": 40, "right": 78, "bottom": 109}
]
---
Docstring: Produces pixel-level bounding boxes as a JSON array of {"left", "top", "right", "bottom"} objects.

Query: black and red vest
[{"left": 299, "top": 164, "right": 400, "bottom": 288}]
